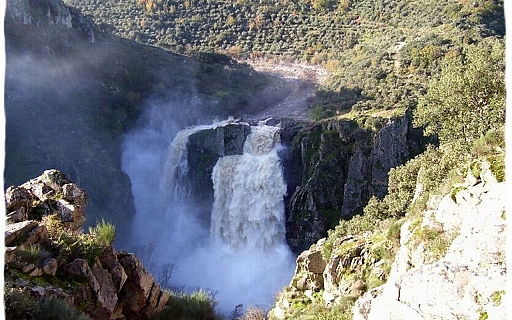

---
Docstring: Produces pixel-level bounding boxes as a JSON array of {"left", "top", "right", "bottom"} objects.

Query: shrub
[
  {"left": 39, "top": 297, "right": 90, "bottom": 320},
  {"left": 42, "top": 214, "right": 115, "bottom": 264},
  {"left": 238, "top": 306, "right": 267, "bottom": 320},
  {"left": 4, "top": 287, "right": 40, "bottom": 319},
  {"left": 414, "top": 38, "right": 505, "bottom": 148},
  {"left": 88, "top": 219, "right": 116, "bottom": 246},
  {"left": 4, "top": 286, "right": 90, "bottom": 320},
  {"left": 16, "top": 243, "right": 52, "bottom": 265},
  {"left": 153, "top": 289, "right": 222, "bottom": 320}
]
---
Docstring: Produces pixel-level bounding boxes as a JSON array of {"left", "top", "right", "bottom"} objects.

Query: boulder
[
  {"left": 100, "top": 246, "right": 128, "bottom": 293},
  {"left": 57, "top": 199, "right": 86, "bottom": 231},
  {"left": 5, "top": 185, "right": 33, "bottom": 212},
  {"left": 91, "top": 260, "right": 119, "bottom": 318},
  {"left": 117, "top": 251, "right": 170, "bottom": 318},
  {"left": 5, "top": 220, "right": 38, "bottom": 246},
  {"left": 41, "top": 258, "right": 58, "bottom": 276}
]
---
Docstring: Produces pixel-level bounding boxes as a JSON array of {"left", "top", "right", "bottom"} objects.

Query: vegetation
[
  {"left": 64, "top": 0, "right": 504, "bottom": 117},
  {"left": 42, "top": 214, "right": 116, "bottom": 264},
  {"left": 152, "top": 289, "right": 223, "bottom": 320},
  {"left": 413, "top": 38, "right": 505, "bottom": 148},
  {"left": 4, "top": 286, "right": 90, "bottom": 320},
  {"left": 6, "top": 0, "right": 505, "bottom": 319}
]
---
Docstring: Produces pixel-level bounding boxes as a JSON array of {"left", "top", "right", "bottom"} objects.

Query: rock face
[
  {"left": 353, "top": 164, "right": 507, "bottom": 320},
  {"left": 172, "top": 113, "right": 422, "bottom": 252},
  {"left": 281, "top": 110, "right": 423, "bottom": 252},
  {"left": 4, "top": 170, "right": 169, "bottom": 320},
  {"left": 270, "top": 162, "right": 506, "bottom": 320},
  {"left": 6, "top": 0, "right": 95, "bottom": 42},
  {"left": 176, "top": 122, "right": 251, "bottom": 222}
]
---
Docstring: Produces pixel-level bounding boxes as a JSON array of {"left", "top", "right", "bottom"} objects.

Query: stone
[
  {"left": 22, "top": 263, "right": 36, "bottom": 274},
  {"left": 41, "top": 258, "right": 58, "bottom": 276},
  {"left": 117, "top": 252, "right": 170, "bottom": 318},
  {"left": 62, "top": 183, "right": 88, "bottom": 208},
  {"left": 99, "top": 246, "right": 128, "bottom": 293},
  {"left": 5, "top": 220, "right": 38, "bottom": 246},
  {"left": 29, "top": 267, "right": 43, "bottom": 277},
  {"left": 24, "top": 225, "right": 49, "bottom": 246},
  {"left": 57, "top": 199, "right": 86, "bottom": 231},
  {"left": 6, "top": 206, "right": 29, "bottom": 224},
  {"left": 353, "top": 174, "right": 506, "bottom": 320},
  {"left": 91, "top": 260, "right": 119, "bottom": 318},
  {"left": 297, "top": 248, "right": 326, "bottom": 274},
  {"left": 5, "top": 247, "right": 17, "bottom": 264},
  {"left": 63, "top": 258, "right": 100, "bottom": 292},
  {"left": 5, "top": 185, "right": 33, "bottom": 211},
  {"left": 41, "top": 169, "right": 71, "bottom": 192}
]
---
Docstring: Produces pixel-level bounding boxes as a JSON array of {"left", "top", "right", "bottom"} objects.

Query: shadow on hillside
[
  {"left": 4, "top": 1, "right": 284, "bottom": 248},
  {"left": 313, "top": 86, "right": 369, "bottom": 116}
]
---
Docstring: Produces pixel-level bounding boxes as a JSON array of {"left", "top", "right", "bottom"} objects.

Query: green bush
[
  {"left": 414, "top": 38, "right": 505, "bottom": 148},
  {"left": 42, "top": 215, "right": 115, "bottom": 264},
  {"left": 4, "top": 286, "right": 90, "bottom": 320},
  {"left": 4, "top": 287, "right": 40, "bottom": 319},
  {"left": 89, "top": 219, "right": 116, "bottom": 246},
  {"left": 39, "top": 298, "right": 91, "bottom": 320},
  {"left": 153, "top": 289, "right": 222, "bottom": 320}
]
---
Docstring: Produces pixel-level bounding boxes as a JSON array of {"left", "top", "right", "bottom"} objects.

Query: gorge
[
  {"left": 4, "top": 0, "right": 506, "bottom": 319},
  {"left": 122, "top": 115, "right": 296, "bottom": 313}
]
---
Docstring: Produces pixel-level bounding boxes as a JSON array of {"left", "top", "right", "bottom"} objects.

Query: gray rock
[
  {"left": 5, "top": 220, "right": 38, "bottom": 246},
  {"left": 41, "top": 258, "right": 58, "bottom": 276}
]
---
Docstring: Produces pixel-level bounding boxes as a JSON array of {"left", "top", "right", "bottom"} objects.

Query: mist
[{"left": 121, "top": 99, "right": 296, "bottom": 315}]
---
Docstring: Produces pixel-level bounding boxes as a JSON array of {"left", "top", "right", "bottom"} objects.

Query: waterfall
[
  {"left": 162, "top": 117, "right": 236, "bottom": 197},
  {"left": 123, "top": 115, "right": 294, "bottom": 314},
  {"left": 211, "top": 124, "right": 287, "bottom": 250}
]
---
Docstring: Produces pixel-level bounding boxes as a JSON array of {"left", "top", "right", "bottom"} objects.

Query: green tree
[{"left": 413, "top": 38, "right": 505, "bottom": 148}]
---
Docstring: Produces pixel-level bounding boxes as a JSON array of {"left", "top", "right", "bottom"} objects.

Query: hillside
[{"left": 63, "top": 0, "right": 504, "bottom": 116}]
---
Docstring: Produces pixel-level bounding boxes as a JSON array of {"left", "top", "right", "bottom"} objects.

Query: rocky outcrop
[
  {"left": 353, "top": 163, "right": 506, "bottom": 320},
  {"left": 6, "top": 0, "right": 95, "bottom": 42},
  {"left": 269, "top": 235, "right": 378, "bottom": 319},
  {"left": 4, "top": 170, "right": 169, "bottom": 320},
  {"left": 270, "top": 161, "right": 506, "bottom": 320},
  {"left": 177, "top": 122, "right": 251, "bottom": 221},
  {"left": 5, "top": 169, "right": 87, "bottom": 230},
  {"left": 282, "top": 110, "right": 423, "bottom": 252}
]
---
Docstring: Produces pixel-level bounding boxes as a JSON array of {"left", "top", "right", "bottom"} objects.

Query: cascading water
[
  {"left": 123, "top": 114, "right": 295, "bottom": 315},
  {"left": 210, "top": 124, "right": 287, "bottom": 250},
  {"left": 162, "top": 118, "right": 236, "bottom": 198}
]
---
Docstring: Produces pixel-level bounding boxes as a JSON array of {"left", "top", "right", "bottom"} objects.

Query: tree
[{"left": 413, "top": 38, "right": 505, "bottom": 148}]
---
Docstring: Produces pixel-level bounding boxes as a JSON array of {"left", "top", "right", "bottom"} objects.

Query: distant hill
[{"left": 64, "top": 0, "right": 504, "bottom": 116}]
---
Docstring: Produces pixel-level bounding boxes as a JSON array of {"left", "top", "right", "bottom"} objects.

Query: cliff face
[
  {"left": 174, "top": 113, "right": 422, "bottom": 252},
  {"left": 281, "top": 110, "right": 423, "bottom": 252},
  {"left": 269, "top": 162, "right": 506, "bottom": 319},
  {"left": 176, "top": 123, "right": 251, "bottom": 223},
  {"left": 4, "top": 170, "right": 169, "bottom": 320},
  {"left": 353, "top": 163, "right": 506, "bottom": 320}
]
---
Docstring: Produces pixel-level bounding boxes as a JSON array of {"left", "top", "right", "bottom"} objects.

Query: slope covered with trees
[{"left": 64, "top": 0, "right": 504, "bottom": 117}]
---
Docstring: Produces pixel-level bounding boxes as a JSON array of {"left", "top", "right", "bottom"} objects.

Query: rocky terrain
[
  {"left": 4, "top": 170, "right": 169, "bottom": 319},
  {"left": 4, "top": 0, "right": 505, "bottom": 319},
  {"left": 270, "top": 161, "right": 507, "bottom": 319}
]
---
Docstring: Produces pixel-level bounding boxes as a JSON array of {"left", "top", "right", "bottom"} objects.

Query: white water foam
[{"left": 124, "top": 117, "right": 295, "bottom": 315}]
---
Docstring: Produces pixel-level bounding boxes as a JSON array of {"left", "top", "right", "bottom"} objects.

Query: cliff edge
[
  {"left": 270, "top": 161, "right": 506, "bottom": 319},
  {"left": 4, "top": 170, "right": 169, "bottom": 320}
]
